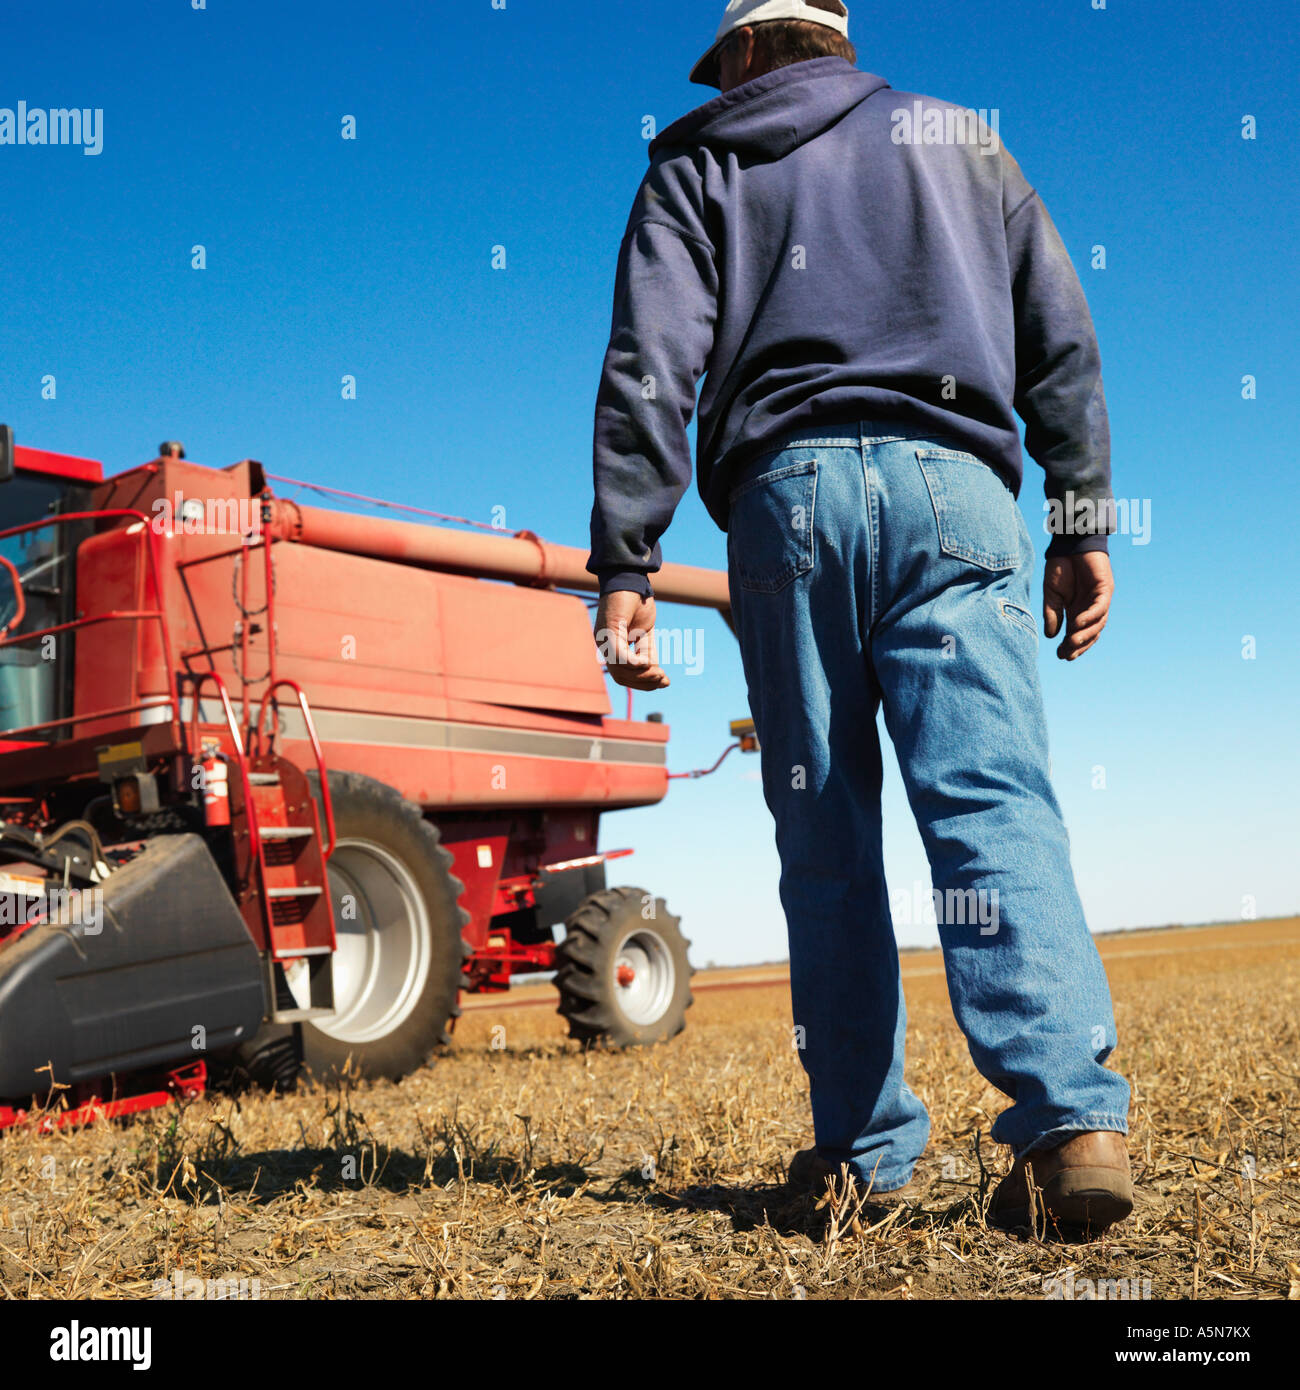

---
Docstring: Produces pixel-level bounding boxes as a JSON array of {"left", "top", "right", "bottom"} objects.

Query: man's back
[{"left": 590, "top": 56, "right": 1111, "bottom": 589}]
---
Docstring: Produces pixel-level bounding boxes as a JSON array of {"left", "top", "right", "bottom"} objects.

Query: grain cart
[{"left": 0, "top": 426, "right": 743, "bottom": 1127}]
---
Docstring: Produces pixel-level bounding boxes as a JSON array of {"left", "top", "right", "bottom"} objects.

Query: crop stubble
[{"left": 0, "top": 918, "right": 1296, "bottom": 1300}]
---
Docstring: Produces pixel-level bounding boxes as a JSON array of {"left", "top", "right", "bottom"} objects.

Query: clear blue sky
[{"left": 1, "top": 1, "right": 1296, "bottom": 960}]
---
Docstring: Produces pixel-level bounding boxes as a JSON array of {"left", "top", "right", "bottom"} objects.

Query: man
[{"left": 587, "top": 0, "right": 1133, "bottom": 1236}]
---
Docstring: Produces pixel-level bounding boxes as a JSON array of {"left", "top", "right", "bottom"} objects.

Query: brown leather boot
[
  {"left": 988, "top": 1131, "right": 1133, "bottom": 1235},
  {"left": 787, "top": 1147, "right": 923, "bottom": 1205}
]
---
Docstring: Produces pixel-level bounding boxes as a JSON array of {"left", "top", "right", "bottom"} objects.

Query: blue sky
[{"left": 1, "top": 1, "right": 1296, "bottom": 960}]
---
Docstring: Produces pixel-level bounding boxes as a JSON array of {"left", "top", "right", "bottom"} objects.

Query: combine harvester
[{"left": 0, "top": 426, "right": 749, "bottom": 1128}]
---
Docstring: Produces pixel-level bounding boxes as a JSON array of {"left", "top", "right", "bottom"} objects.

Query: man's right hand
[
  {"left": 1043, "top": 551, "right": 1114, "bottom": 661},
  {"left": 594, "top": 590, "right": 671, "bottom": 691}
]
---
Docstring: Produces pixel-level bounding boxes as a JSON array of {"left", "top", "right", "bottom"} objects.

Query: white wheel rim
[
  {"left": 285, "top": 837, "right": 431, "bottom": 1044},
  {"left": 613, "top": 929, "right": 676, "bottom": 1026}
]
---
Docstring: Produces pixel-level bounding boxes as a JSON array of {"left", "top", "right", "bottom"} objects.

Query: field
[{"left": 0, "top": 917, "right": 1297, "bottom": 1301}]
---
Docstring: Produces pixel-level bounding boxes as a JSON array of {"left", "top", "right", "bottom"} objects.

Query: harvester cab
[
  {"left": 0, "top": 425, "right": 747, "bottom": 1129},
  {"left": 0, "top": 426, "right": 91, "bottom": 736}
]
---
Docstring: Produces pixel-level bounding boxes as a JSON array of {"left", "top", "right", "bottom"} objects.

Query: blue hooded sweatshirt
[{"left": 588, "top": 57, "right": 1113, "bottom": 597}]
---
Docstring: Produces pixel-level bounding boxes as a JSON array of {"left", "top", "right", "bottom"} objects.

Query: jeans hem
[
  {"left": 853, "top": 1171, "right": 914, "bottom": 1194},
  {"left": 1014, "top": 1114, "right": 1129, "bottom": 1161},
  {"left": 840, "top": 1162, "right": 916, "bottom": 1193}
]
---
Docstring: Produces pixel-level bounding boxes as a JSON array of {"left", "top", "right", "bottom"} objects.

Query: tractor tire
[
  {"left": 228, "top": 771, "right": 469, "bottom": 1088},
  {"left": 555, "top": 886, "right": 693, "bottom": 1047}
]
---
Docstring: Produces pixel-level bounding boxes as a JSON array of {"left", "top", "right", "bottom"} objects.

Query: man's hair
[{"left": 726, "top": 1, "right": 856, "bottom": 74}]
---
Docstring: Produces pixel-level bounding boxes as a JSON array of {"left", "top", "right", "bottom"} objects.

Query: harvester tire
[
  {"left": 556, "top": 886, "right": 693, "bottom": 1047},
  {"left": 229, "top": 771, "right": 469, "bottom": 1088}
]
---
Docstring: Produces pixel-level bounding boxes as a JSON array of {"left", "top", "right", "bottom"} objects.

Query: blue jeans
[{"left": 726, "top": 422, "right": 1130, "bottom": 1190}]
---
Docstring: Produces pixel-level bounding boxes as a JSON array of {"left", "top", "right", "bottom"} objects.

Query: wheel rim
[
  {"left": 613, "top": 928, "right": 676, "bottom": 1026},
  {"left": 285, "top": 837, "right": 431, "bottom": 1045}
]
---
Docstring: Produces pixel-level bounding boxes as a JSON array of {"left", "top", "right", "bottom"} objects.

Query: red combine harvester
[{"left": 0, "top": 426, "right": 748, "bottom": 1129}]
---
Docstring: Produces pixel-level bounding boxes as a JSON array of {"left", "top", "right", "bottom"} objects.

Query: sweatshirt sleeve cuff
[
  {"left": 1046, "top": 531, "right": 1110, "bottom": 558},
  {"left": 595, "top": 568, "right": 654, "bottom": 599}
]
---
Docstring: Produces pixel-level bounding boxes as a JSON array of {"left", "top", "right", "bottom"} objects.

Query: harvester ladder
[{"left": 185, "top": 671, "right": 338, "bottom": 1022}]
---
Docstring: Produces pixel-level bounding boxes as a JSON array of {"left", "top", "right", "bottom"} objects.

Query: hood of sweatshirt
[{"left": 648, "top": 56, "right": 891, "bottom": 162}]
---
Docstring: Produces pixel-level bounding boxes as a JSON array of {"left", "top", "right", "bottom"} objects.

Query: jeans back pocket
[
  {"left": 727, "top": 459, "right": 818, "bottom": 594},
  {"left": 916, "top": 448, "right": 1021, "bottom": 572}
]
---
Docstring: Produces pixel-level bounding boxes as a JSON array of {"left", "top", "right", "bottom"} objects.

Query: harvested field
[{"left": 0, "top": 918, "right": 1296, "bottom": 1301}]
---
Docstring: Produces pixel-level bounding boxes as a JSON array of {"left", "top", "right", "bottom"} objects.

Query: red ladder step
[{"left": 247, "top": 757, "right": 336, "bottom": 962}]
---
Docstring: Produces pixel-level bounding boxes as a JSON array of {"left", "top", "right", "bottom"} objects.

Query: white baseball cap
[{"left": 689, "top": 0, "right": 851, "bottom": 88}]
